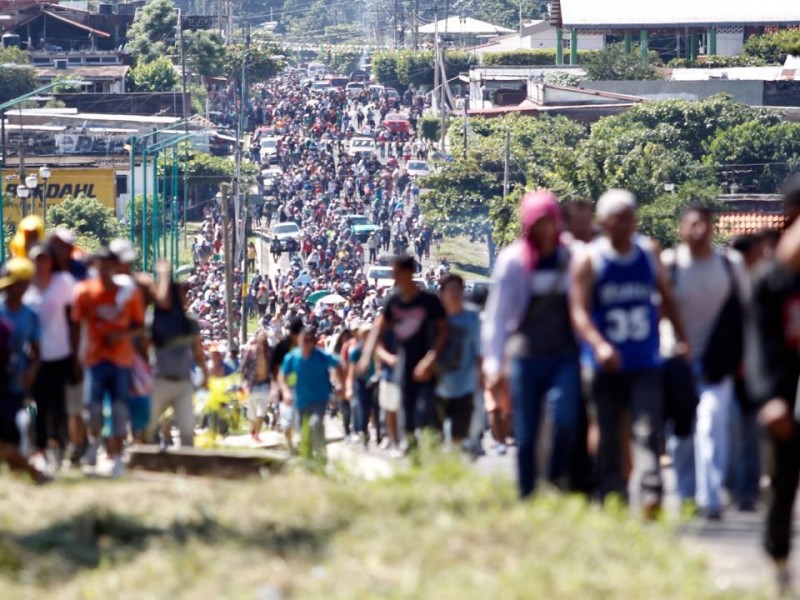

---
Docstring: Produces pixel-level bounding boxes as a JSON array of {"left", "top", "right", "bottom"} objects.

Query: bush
[
  {"left": 419, "top": 114, "right": 441, "bottom": 141},
  {"left": 743, "top": 29, "right": 800, "bottom": 64},
  {"left": 668, "top": 55, "right": 767, "bottom": 68},
  {"left": 373, "top": 50, "right": 471, "bottom": 92},
  {"left": 482, "top": 49, "right": 599, "bottom": 66},
  {"left": 584, "top": 44, "right": 663, "bottom": 81}
]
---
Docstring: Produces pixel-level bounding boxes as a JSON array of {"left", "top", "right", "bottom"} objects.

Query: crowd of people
[{"left": 5, "top": 63, "right": 800, "bottom": 594}]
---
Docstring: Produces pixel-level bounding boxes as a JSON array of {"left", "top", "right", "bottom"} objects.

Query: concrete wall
[
  {"left": 526, "top": 29, "right": 604, "bottom": 50},
  {"left": 581, "top": 80, "right": 765, "bottom": 106}
]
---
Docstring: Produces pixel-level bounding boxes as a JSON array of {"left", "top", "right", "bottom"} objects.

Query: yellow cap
[{"left": 0, "top": 257, "right": 36, "bottom": 289}]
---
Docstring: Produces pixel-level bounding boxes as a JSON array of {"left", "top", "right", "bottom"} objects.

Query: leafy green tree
[
  {"left": 226, "top": 43, "right": 284, "bottom": 83},
  {"left": 704, "top": 121, "right": 800, "bottom": 193},
  {"left": 637, "top": 182, "right": 720, "bottom": 248},
  {"left": 584, "top": 44, "right": 663, "bottom": 81},
  {"left": 129, "top": 57, "right": 179, "bottom": 92},
  {"left": 321, "top": 25, "right": 366, "bottom": 45},
  {"left": 0, "top": 66, "right": 36, "bottom": 104},
  {"left": 184, "top": 29, "right": 227, "bottom": 78},
  {"left": 47, "top": 194, "right": 122, "bottom": 250},
  {"left": 371, "top": 51, "right": 401, "bottom": 89},
  {"left": 0, "top": 47, "right": 29, "bottom": 64},
  {"left": 126, "top": 0, "right": 178, "bottom": 63},
  {"left": 318, "top": 47, "right": 362, "bottom": 75},
  {"left": 743, "top": 29, "right": 800, "bottom": 64}
]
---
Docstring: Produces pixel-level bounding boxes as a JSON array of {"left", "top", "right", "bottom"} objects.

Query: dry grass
[{"left": 0, "top": 452, "right": 762, "bottom": 600}]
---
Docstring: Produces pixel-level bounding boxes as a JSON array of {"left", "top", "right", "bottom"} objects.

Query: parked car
[
  {"left": 376, "top": 254, "right": 423, "bottom": 273},
  {"left": 347, "top": 137, "right": 377, "bottom": 158},
  {"left": 366, "top": 266, "right": 395, "bottom": 288},
  {"left": 270, "top": 222, "right": 301, "bottom": 249},
  {"left": 346, "top": 214, "right": 381, "bottom": 242},
  {"left": 385, "top": 87, "right": 401, "bottom": 105},
  {"left": 382, "top": 112, "right": 410, "bottom": 134},
  {"left": 406, "top": 160, "right": 430, "bottom": 178},
  {"left": 346, "top": 82, "right": 365, "bottom": 97}
]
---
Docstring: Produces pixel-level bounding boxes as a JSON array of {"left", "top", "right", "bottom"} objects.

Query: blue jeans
[
  {"left": 695, "top": 377, "right": 733, "bottom": 512},
  {"left": 729, "top": 401, "right": 761, "bottom": 507},
  {"left": 509, "top": 357, "right": 580, "bottom": 498},
  {"left": 355, "top": 379, "right": 377, "bottom": 437},
  {"left": 668, "top": 426, "right": 696, "bottom": 502},
  {"left": 88, "top": 362, "right": 131, "bottom": 438}
]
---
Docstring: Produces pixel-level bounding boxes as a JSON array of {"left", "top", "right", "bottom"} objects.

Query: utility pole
[
  {"left": 502, "top": 130, "right": 510, "bottom": 201},
  {"left": 462, "top": 93, "right": 468, "bottom": 158},
  {"left": 220, "top": 183, "right": 235, "bottom": 353},
  {"left": 439, "top": 41, "right": 446, "bottom": 151},
  {"left": 433, "top": 1, "right": 439, "bottom": 113},
  {"left": 413, "top": 0, "right": 419, "bottom": 50},
  {"left": 238, "top": 22, "right": 250, "bottom": 346},
  {"left": 178, "top": 8, "right": 189, "bottom": 248},
  {"left": 393, "top": 0, "right": 399, "bottom": 49}
]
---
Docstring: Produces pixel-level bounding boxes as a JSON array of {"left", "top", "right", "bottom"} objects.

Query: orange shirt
[{"left": 73, "top": 278, "right": 145, "bottom": 368}]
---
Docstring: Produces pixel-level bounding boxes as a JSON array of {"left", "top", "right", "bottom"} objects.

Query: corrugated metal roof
[
  {"left": 556, "top": 0, "right": 800, "bottom": 28},
  {"left": 419, "top": 16, "right": 514, "bottom": 35},
  {"left": 670, "top": 66, "right": 788, "bottom": 81}
]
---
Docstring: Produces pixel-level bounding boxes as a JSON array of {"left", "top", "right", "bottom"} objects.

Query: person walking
[
  {"left": 73, "top": 247, "right": 145, "bottom": 477},
  {"left": 436, "top": 274, "right": 481, "bottom": 449},
  {"left": 744, "top": 176, "right": 800, "bottom": 594},
  {"left": 146, "top": 265, "right": 207, "bottom": 449},
  {"left": 483, "top": 191, "right": 580, "bottom": 497},
  {"left": 569, "top": 189, "right": 689, "bottom": 516},
  {"left": 241, "top": 330, "right": 273, "bottom": 442},
  {"left": 359, "top": 255, "right": 448, "bottom": 451},
  {"left": 25, "top": 243, "right": 77, "bottom": 468},
  {"left": 662, "top": 206, "right": 745, "bottom": 520},
  {"left": 347, "top": 324, "right": 379, "bottom": 448},
  {"left": 279, "top": 326, "right": 344, "bottom": 463}
]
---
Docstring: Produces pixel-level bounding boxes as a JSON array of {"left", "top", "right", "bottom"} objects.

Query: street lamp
[
  {"left": 16, "top": 184, "right": 29, "bottom": 217},
  {"left": 38, "top": 165, "right": 50, "bottom": 225},
  {"left": 25, "top": 173, "right": 38, "bottom": 223}
]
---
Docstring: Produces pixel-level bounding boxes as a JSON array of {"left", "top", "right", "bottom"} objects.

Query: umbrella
[
  {"left": 307, "top": 289, "right": 332, "bottom": 305},
  {"left": 316, "top": 293, "right": 347, "bottom": 306}
]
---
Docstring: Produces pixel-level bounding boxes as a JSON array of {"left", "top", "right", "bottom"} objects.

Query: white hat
[
  {"left": 109, "top": 239, "right": 137, "bottom": 264},
  {"left": 596, "top": 189, "right": 636, "bottom": 221}
]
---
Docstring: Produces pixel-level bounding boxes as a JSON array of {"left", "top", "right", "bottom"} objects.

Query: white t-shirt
[{"left": 24, "top": 272, "right": 76, "bottom": 361}]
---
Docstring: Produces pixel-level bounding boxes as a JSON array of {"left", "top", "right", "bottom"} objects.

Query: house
[
  {"left": 469, "top": 17, "right": 604, "bottom": 58},
  {"left": 715, "top": 194, "right": 785, "bottom": 237},
  {"left": 552, "top": 0, "right": 800, "bottom": 60},
  {"left": 418, "top": 16, "right": 514, "bottom": 48}
]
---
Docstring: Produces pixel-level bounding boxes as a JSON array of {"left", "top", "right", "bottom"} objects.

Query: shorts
[
  {"left": 379, "top": 380, "right": 401, "bottom": 412},
  {"left": 128, "top": 395, "right": 151, "bottom": 433},
  {"left": 87, "top": 362, "right": 131, "bottom": 438},
  {"left": 436, "top": 393, "right": 474, "bottom": 440},
  {"left": 248, "top": 383, "right": 271, "bottom": 419},
  {"left": 483, "top": 380, "right": 512, "bottom": 417},
  {"left": 66, "top": 381, "right": 84, "bottom": 417}
]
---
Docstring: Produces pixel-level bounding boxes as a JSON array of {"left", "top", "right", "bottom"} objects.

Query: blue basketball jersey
[{"left": 588, "top": 237, "right": 661, "bottom": 372}]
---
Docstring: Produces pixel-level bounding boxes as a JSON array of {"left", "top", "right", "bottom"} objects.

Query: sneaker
[
  {"left": 496, "top": 443, "right": 507, "bottom": 456},
  {"left": 82, "top": 441, "right": 99, "bottom": 467},
  {"left": 389, "top": 447, "right": 404, "bottom": 460},
  {"left": 111, "top": 457, "right": 124, "bottom": 478},
  {"left": 776, "top": 560, "right": 792, "bottom": 597}
]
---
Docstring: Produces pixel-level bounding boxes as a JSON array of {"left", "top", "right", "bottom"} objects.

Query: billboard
[{"left": 2, "top": 168, "right": 116, "bottom": 227}]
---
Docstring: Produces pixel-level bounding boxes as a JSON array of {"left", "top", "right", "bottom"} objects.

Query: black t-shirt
[
  {"left": 382, "top": 290, "right": 446, "bottom": 385},
  {"left": 270, "top": 337, "right": 294, "bottom": 378}
]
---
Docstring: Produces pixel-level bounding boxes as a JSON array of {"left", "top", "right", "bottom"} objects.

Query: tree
[
  {"left": 47, "top": 194, "right": 122, "bottom": 250},
  {"left": 129, "top": 57, "right": 179, "bottom": 92},
  {"left": 184, "top": 29, "right": 227, "bottom": 78},
  {"left": 704, "top": 121, "right": 800, "bottom": 193},
  {"left": 743, "top": 29, "right": 800, "bottom": 65},
  {"left": 318, "top": 46, "right": 362, "bottom": 75},
  {"left": 583, "top": 44, "right": 663, "bottom": 81},
  {"left": 126, "top": 0, "right": 178, "bottom": 63},
  {"left": 0, "top": 67, "right": 36, "bottom": 104},
  {"left": 226, "top": 43, "right": 284, "bottom": 83},
  {"left": 0, "top": 47, "right": 29, "bottom": 64}
]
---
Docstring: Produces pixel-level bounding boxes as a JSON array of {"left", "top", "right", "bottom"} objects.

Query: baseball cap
[
  {"left": 28, "top": 243, "right": 52, "bottom": 261},
  {"left": 0, "top": 257, "right": 36, "bottom": 290},
  {"left": 50, "top": 228, "right": 75, "bottom": 246},
  {"left": 596, "top": 189, "right": 636, "bottom": 221},
  {"left": 109, "top": 239, "right": 137, "bottom": 264}
]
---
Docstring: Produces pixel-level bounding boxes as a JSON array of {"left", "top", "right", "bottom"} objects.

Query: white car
[
  {"left": 261, "top": 167, "right": 283, "bottom": 192},
  {"left": 366, "top": 266, "right": 395, "bottom": 289},
  {"left": 346, "top": 82, "right": 365, "bottom": 97},
  {"left": 406, "top": 160, "right": 430, "bottom": 178},
  {"left": 270, "top": 222, "right": 301, "bottom": 249},
  {"left": 259, "top": 136, "right": 280, "bottom": 162},
  {"left": 348, "top": 137, "right": 377, "bottom": 158}
]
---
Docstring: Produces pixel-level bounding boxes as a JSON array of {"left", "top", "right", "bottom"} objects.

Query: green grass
[
  {"left": 0, "top": 451, "right": 760, "bottom": 600},
  {"left": 437, "top": 236, "right": 491, "bottom": 279}
]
